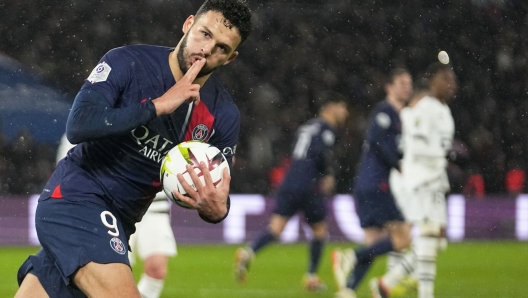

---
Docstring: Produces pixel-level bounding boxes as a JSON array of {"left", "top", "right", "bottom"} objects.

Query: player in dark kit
[
  {"left": 15, "top": 1, "right": 252, "bottom": 297},
  {"left": 332, "top": 69, "right": 413, "bottom": 298},
  {"left": 235, "top": 92, "right": 349, "bottom": 291}
]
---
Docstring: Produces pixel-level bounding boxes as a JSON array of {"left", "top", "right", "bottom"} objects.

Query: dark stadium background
[{"left": 1, "top": 0, "right": 527, "bottom": 196}]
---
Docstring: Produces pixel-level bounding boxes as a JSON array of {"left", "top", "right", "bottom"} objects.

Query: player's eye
[
  {"left": 202, "top": 31, "right": 210, "bottom": 38},
  {"left": 217, "top": 45, "right": 226, "bottom": 53}
]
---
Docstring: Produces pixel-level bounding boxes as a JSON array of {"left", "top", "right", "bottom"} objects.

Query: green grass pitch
[{"left": 1, "top": 241, "right": 526, "bottom": 297}]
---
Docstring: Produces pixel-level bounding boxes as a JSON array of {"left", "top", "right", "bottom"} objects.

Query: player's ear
[
  {"left": 182, "top": 15, "right": 195, "bottom": 34},
  {"left": 222, "top": 51, "right": 239, "bottom": 66}
]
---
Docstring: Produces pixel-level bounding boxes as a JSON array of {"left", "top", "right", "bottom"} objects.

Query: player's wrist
[
  {"left": 198, "top": 205, "right": 228, "bottom": 223},
  {"left": 152, "top": 97, "right": 169, "bottom": 116}
]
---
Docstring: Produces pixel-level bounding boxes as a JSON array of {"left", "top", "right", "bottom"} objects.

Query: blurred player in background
[
  {"left": 332, "top": 69, "right": 413, "bottom": 298},
  {"left": 128, "top": 193, "right": 176, "bottom": 298},
  {"left": 15, "top": 1, "right": 252, "bottom": 297},
  {"left": 235, "top": 92, "right": 349, "bottom": 291},
  {"left": 370, "top": 62, "right": 457, "bottom": 298}
]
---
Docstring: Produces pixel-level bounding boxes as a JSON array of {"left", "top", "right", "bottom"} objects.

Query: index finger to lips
[{"left": 183, "top": 58, "right": 205, "bottom": 82}]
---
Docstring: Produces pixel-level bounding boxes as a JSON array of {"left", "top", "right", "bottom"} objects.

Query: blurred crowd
[
  {"left": 1, "top": 0, "right": 528, "bottom": 196},
  {"left": 0, "top": 129, "right": 55, "bottom": 194}
]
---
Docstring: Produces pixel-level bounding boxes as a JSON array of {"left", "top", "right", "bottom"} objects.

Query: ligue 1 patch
[
  {"left": 110, "top": 237, "right": 126, "bottom": 255},
  {"left": 192, "top": 124, "right": 209, "bottom": 141},
  {"left": 87, "top": 62, "right": 112, "bottom": 83},
  {"left": 375, "top": 112, "right": 391, "bottom": 129},
  {"left": 322, "top": 130, "right": 335, "bottom": 146}
]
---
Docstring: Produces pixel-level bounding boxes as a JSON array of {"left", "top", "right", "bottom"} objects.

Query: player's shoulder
[
  {"left": 416, "top": 96, "right": 442, "bottom": 109},
  {"left": 371, "top": 100, "right": 392, "bottom": 113},
  {"left": 370, "top": 100, "right": 397, "bottom": 129},
  {"left": 413, "top": 96, "right": 451, "bottom": 120},
  {"left": 203, "top": 75, "right": 240, "bottom": 118},
  {"left": 105, "top": 44, "right": 171, "bottom": 61}
]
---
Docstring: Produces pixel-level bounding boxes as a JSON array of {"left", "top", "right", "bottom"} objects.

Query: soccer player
[
  {"left": 332, "top": 69, "right": 413, "bottom": 298},
  {"left": 15, "top": 1, "right": 252, "bottom": 297},
  {"left": 370, "top": 62, "right": 457, "bottom": 298},
  {"left": 234, "top": 92, "right": 349, "bottom": 291}
]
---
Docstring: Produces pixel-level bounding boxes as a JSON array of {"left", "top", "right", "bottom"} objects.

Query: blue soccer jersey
[
  {"left": 48, "top": 45, "right": 239, "bottom": 235},
  {"left": 353, "top": 100, "right": 404, "bottom": 228},
  {"left": 354, "top": 100, "right": 401, "bottom": 192},
  {"left": 279, "top": 118, "right": 338, "bottom": 193}
]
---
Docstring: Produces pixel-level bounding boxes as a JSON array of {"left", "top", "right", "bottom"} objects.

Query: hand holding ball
[{"left": 160, "top": 141, "right": 230, "bottom": 209}]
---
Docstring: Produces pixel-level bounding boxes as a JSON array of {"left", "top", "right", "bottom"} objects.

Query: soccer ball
[{"left": 160, "top": 141, "right": 230, "bottom": 209}]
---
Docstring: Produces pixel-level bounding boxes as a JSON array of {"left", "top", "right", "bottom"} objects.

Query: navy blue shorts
[
  {"left": 273, "top": 189, "right": 326, "bottom": 224},
  {"left": 354, "top": 187, "right": 404, "bottom": 228},
  {"left": 17, "top": 194, "right": 130, "bottom": 297}
]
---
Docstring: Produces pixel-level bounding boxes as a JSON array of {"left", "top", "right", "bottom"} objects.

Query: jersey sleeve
[
  {"left": 66, "top": 48, "right": 157, "bottom": 144},
  {"left": 366, "top": 111, "right": 400, "bottom": 169},
  {"left": 80, "top": 47, "right": 131, "bottom": 105},
  {"left": 321, "top": 129, "right": 338, "bottom": 176}
]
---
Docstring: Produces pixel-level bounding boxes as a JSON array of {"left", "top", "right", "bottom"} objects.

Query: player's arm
[
  {"left": 368, "top": 112, "right": 401, "bottom": 170},
  {"left": 66, "top": 89, "right": 157, "bottom": 144},
  {"left": 66, "top": 49, "right": 204, "bottom": 144},
  {"left": 320, "top": 130, "right": 337, "bottom": 196}
]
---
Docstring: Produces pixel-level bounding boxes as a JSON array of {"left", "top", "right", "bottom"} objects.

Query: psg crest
[
  {"left": 110, "top": 237, "right": 126, "bottom": 255},
  {"left": 192, "top": 124, "right": 209, "bottom": 141}
]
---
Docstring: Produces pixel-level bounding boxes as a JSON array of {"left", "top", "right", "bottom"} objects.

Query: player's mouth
[{"left": 191, "top": 56, "right": 204, "bottom": 65}]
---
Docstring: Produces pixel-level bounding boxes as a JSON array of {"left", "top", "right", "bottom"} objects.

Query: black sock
[
  {"left": 250, "top": 228, "right": 276, "bottom": 254},
  {"left": 308, "top": 238, "right": 325, "bottom": 274},
  {"left": 347, "top": 236, "right": 395, "bottom": 289}
]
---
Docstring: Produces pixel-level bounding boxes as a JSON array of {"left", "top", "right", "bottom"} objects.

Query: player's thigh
[
  {"left": 17, "top": 248, "right": 87, "bottom": 298},
  {"left": 273, "top": 190, "right": 302, "bottom": 219},
  {"left": 73, "top": 262, "right": 140, "bottom": 298},
  {"left": 15, "top": 273, "right": 49, "bottom": 298},
  {"left": 35, "top": 197, "right": 131, "bottom": 292},
  {"left": 406, "top": 189, "right": 447, "bottom": 225},
  {"left": 134, "top": 212, "right": 177, "bottom": 260},
  {"left": 354, "top": 187, "right": 403, "bottom": 229}
]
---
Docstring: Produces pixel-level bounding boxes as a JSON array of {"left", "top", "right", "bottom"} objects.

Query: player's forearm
[
  {"left": 372, "top": 142, "right": 400, "bottom": 169},
  {"left": 66, "top": 89, "right": 157, "bottom": 144}
]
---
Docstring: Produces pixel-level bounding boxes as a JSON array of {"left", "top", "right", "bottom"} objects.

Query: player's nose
[{"left": 201, "top": 41, "right": 214, "bottom": 56}]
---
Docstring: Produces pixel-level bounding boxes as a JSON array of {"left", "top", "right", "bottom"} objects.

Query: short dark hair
[
  {"left": 386, "top": 68, "right": 410, "bottom": 85},
  {"left": 424, "top": 62, "right": 453, "bottom": 81},
  {"left": 314, "top": 90, "right": 348, "bottom": 112},
  {"left": 195, "top": 0, "right": 253, "bottom": 45}
]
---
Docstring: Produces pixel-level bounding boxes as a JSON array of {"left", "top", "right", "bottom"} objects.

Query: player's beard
[{"left": 177, "top": 34, "right": 219, "bottom": 78}]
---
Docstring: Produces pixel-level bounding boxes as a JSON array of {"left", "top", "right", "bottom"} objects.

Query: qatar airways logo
[{"left": 131, "top": 126, "right": 174, "bottom": 163}]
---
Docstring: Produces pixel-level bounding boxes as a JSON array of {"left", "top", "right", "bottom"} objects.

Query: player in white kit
[
  {"left": 128, "top": 194, "right": 177, "bottom": 298},
  {"left": 370, "top": 62, "right": 457, "bottom": 298}
]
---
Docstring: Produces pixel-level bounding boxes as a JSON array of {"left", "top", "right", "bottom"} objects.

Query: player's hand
[
  {"left": 320, "top": 175, "right": 335, "bottom": 197},
  {"left": 152, "top": 58, "right": 206, "bottom": 116},
  {"left": 173, "top": 162, "right": 231, "bottom": 222}
]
